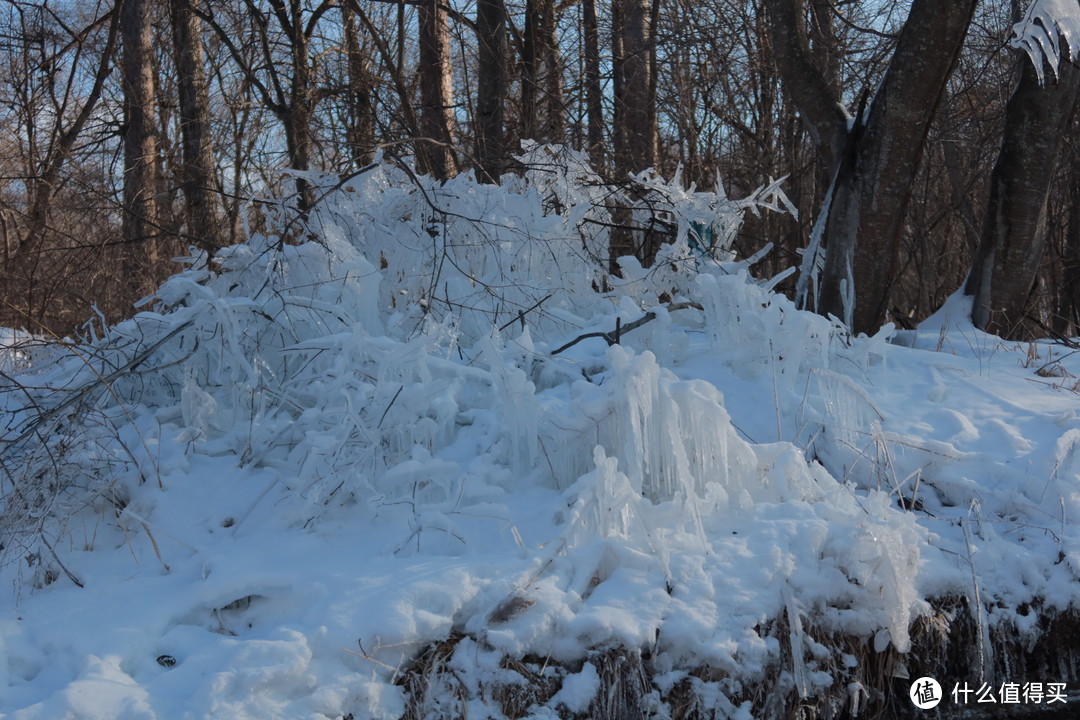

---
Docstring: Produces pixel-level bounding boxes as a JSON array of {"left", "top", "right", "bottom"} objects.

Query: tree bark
[
  {"left": 582, "top": 0, "right": 604, "bottom": 170},
  {"left": 966, "top": 57, "right": 1080, "bottom": 338},
  {"left": 476, "top": 0, "right": 506, "bottom": 183},
  {"left": 611, "top": 0, "right": 625, "bottom": 168},
  {"left": 285, "top": 0, "right": 315, "bottom": 211},
  {"left": 120, "top": 0, "right": 160, "bottom": 257},
  {"left": 613, "top": 0, "right": 655, "bottom": 176},
  {"left": 343, "top": 5, "right": 376, "bottom": 167},
  {"left": 609, "top": 0, "right": 658, "bottom": 273},
  {"left": 1062, "top": 142, "right": 1080, "bottom": 336},
  {"left": 418, "top": 0, "right": 457, "bottom": 180},
  {"left": 171, "top": 0, "right": 220, "bottom": 253}
]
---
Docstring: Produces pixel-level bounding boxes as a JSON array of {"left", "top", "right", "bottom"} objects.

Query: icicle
[
  {"left": 1011, "top": 0, "right": 1080, "bottom": 83},
  {"left": 795, "top": 186, "right": 833, "bottom": 312}
]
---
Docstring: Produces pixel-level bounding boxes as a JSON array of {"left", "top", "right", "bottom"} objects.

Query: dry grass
[
  {"left": 492, "top": 655, "right": 564, "bottom": 719},
  {"left": 398, "top": 631, "right": 469, "bottom": 720},
  {"left": 390, "top": 600, "right": 1080, "bottom": 720},
  {"left": 589, "top": 647, "right": 652, "bottom": 720}
]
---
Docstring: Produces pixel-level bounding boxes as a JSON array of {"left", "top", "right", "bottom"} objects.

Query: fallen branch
[{"left": 551, "top": 301, "right": 703, "bottom": 355}]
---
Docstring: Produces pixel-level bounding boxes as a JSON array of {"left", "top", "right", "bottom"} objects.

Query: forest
[{"left": 2, "top": 0, "right": 1080, "bottom": 340}]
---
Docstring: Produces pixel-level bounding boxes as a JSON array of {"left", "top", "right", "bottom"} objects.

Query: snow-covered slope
[{"left": 2, "top": 151, "right": 1077, "bottom": 719}]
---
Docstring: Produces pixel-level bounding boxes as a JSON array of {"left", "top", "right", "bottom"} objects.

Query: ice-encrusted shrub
[{"left": 0, "top": 150, "right": 791, "bottom": 566}]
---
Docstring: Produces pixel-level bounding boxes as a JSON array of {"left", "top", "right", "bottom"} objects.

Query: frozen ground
[{"left": 1, "top": 152, "right": 1078, "bottom": 719}]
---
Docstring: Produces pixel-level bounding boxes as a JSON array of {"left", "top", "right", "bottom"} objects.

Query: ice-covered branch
[{"left": 1012, "top": 0, "right": 1080, "bottom": 82}]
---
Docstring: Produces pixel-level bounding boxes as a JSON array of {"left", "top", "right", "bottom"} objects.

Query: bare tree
[
  {"left": 342, "top": 3, "right": 376, "bottom": 167},
  {"left": 343, "top": 0, "right": 424, "bottom": 162},
  {"left": 612, "top": 0, "right": 656, "bottom": 177},
  {"left": 120, "top": 0, "right": 160, "bottom": 263},
  {"left": 609, "top": 0, "right": 657, "bottom": 271},
  {"left": 581, "top": 0, "right": 604, "bottom": 170},
  {"left": 418, "top": 0, "right": 457, "bottom": 179},
  {"left": 476, "top": 0, "right": 507, "bottom": 183},
  {"left": 1, "top": 2, "right": 124, "bottom": 329},
  {"left": 171, "top": 0, "right": 220, "bottom": 253},
  {"left": 1060, "top": 127, "right": 1080, "bottom": 335},
  {"left": 196, "top": 0, "right": 335, "bottom": 212},
  {"left": 768, "top": 0, "right": 977, "bottom": 334},
  {"left": 967, "top": 57, "right": 1080, "bottom": 337},
  {"left": 10, "top": 4, "right": 121, "bottom": 263},
  {"left": 522, "top": 0, "right": 564, "bottom": 143}
]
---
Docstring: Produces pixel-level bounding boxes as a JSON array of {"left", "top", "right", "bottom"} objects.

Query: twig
[
  {"left": 378, "top": 385, "right": 404, "bottom": 428},
  {"left": 136, "top": 521, "right": 171, "bottom": 574},
  {"left": 498, "top": 293, "right": 553, "bottom": 331},
  {"left": 342, "top": 647, "right": 400, "bottom": 672},
  {"left": 122, "top": 508, "right": 198, "bottom": 554},
  {"left": 40, "top": 534, "right": 84, "bottom": 589},
  {"left": 550, "top": 301, "right": 702, "bottom": 355}
]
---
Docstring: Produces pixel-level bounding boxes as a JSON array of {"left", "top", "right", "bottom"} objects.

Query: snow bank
[{"left": 1, "top": 152, "right": 1078, "bottom": 719}]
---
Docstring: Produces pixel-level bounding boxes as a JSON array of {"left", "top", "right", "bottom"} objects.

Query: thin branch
[
  {"left": 40, "top": 533, "right": 83, "bottom": 588},
  {"left": 550, "top": 302, "right": 703, "bottom": 355},
  {"left": 498, "top": 293, "right": 553, "bottom": 331}
]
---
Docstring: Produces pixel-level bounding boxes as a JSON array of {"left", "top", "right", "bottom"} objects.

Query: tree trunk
[
  {"left": 808, "top": 0, "right": 839, "bottom": 97},
  {"left": 764, "top": 0, "right": 847, "bottom": 175},
  {"left": 287, "top": 0, "right": 315, "bottom": 212},
  {"left": 1062, "top": 145, "right": 1080, "bottom": 336},
  {"left": 345, "top": 0, "right": 423, "bottom": 154},
  {"left": 609, "top": 0, "right": 657, "bottom": 273},
  {"left": 539, "top": 0, "right": 564, "bottom": 143},
  {"left": 582, "top": 0, "right": 604, "bottom": 170},
  {"left": 418, "top": 0, "right": 457, "bottom": 180},
  {"left": 611, "top": 0, "right": 625, "bottom": 169},
  {"left": 646, "top": 0, "right": 660, "bottom": 166},
  {"left": 966, "top": 57, "right": 1080, "bottom": 338},
  {"left": 120, "top": 0, "right": 160, "bottom": 261},
  {"left": 768, "top": 0, "right": 975, "bottom": 334},
  {"left": 521, "top": 0, "right": 538, "bottom": 141},
  {"left": 807, "top": 0, "right": 840, "bottom": 208},
  {"left": 343, "top": 5, "right": 376, "bottom": 168},
  {"left": 476, "top": 0, "right": 506, "bottom": 183},
  {"left": 522, "top": 0, "right": 563, "bottom": 143},
  {"left": 194, "top": 1, "right": 318, "bottom": 216},
  {"left": 171, "top": 0, "right": 220, "bottom": 254},
  {"left": 613, "top": 0, "right": 655, "bottom": 176}
]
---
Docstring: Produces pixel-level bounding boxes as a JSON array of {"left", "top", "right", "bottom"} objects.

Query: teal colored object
[{"left": 688, "top": 221, "right": 715, "bottom": 254}]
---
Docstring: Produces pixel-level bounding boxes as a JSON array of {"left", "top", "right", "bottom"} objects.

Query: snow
[{"left": 2, "top": 150, "right": 1079, "bottom": 718}]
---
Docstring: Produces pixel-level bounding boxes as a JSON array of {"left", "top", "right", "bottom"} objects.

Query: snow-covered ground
[{"left": 1, "top": 151, "right": 1078, "bottom": 719}]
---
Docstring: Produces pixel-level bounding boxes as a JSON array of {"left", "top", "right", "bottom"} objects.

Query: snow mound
[{"left": 2, "top": 152, "right": 1078, "bottom": 719}]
